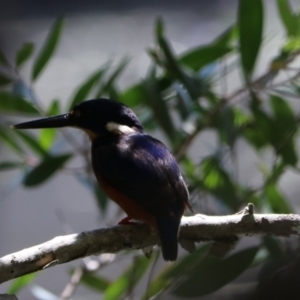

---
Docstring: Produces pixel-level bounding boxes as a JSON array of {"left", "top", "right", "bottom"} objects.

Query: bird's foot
[{"left": 118, "top": 216, "right": 134, "bottom": 225}]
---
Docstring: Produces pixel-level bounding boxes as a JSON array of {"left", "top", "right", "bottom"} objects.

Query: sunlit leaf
[
  {"left": 32, "top": 17, "right": 64, "bottom": 81},
  {"left": 69, "top": 68, "right": 106, "bottom": 109},
  {"left": 233, "top": 107, "right": 251, "bottom": 127},
  {"left": 173, "top": 247, "right": 259, "bottom": 297},
  {"left": 39, "top": 99, "right": 60, "bottom": 149},
  {"left": 104, "top": 255, "right": 152, "bottom": 300},
  {"left": 238, "top": 0, "right": 264, "bottom": 80},
  {"left": 39, "top": 127, "right": 57, "bottom": 150},
  {"left": 276, "top": 0, "right": 300, "bottom": 37},
  {"left": 16, "top": 42, "right": 35, "bottom": 68},
  {"left": 24, "top": 153, "right": 72, "bottom": 187},
  {"left": 0, "top": 91, "right": 39, "bottom": 114},
  {"left": 283, "top": 36, "right": 300, "bottom": 52},
  {"left": 8, "top": 273, "right": 38, "bottom": 294}
]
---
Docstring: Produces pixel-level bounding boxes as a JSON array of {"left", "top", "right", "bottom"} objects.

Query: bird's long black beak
[{"left": 12, "top": 113, "right": 73, "bottom": 129}]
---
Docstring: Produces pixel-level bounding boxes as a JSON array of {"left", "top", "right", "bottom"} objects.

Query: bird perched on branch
[{"left": 12, "top": 98, "right": 193, "bottom": 261}]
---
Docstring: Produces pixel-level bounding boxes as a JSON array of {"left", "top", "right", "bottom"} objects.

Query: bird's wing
[{"left": 92, "top": 133, "right": 189, "bottom": 218}]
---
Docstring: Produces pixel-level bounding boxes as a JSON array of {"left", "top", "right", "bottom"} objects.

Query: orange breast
[{"left": 96, "top": 176, "right": 156, "bottom": 227}]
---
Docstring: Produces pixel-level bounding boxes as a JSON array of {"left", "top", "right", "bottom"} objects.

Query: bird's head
[{"left": 12, "top": 99, "right": 144, "bottom": 140}]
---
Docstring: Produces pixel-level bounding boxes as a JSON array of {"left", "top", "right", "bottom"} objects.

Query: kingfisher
[{"left": 12, "top": 98, "right": 193, "bottom": 261}]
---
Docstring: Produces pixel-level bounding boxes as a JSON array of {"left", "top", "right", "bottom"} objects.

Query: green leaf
[
  {"left": 119, "top": 83, "right": 145, "bottom": 107},
  {"left": 276, "top": 0, "right": 300, "bottom": 37},
  {"left": 173, "top": 247, "right": 259, "bottom": 297},
  {"left": 69, "top": 68, "right": 106, "bottom": 109},
  {"left": 0, "top": 91, "right": 40, "bottom": 114},
  {"left": 246, "top": 101, "right": 273, "bottom": 149},
  {"left": 181, "top": 45, "right": 231, "bottom": 72},
  {"left": 138, "top": 109, "right": 156, "bottom": 130},
  {"left": 277, "top": 140, "right": 297, "bottom": 166},
  {"left": 39, "top": 129, "right": 56, "bottom": 150},
  {"left": 94, "top": 182, "right": 108, "bottom": 214},
  {"left": 13, "top": 131, "right": 49, "bottom": 157},
  {"left": 238, "top": 0, "right": 264, "bottom": 80},
  {"left": 0, "top": 49, "right": 9, "bottom": 66},
  {"left": 8, "top": 273, "right": 38, "bottom": 294},
  {"left": 0, "top": 161, "right": 24, "bottom": 171},
  {"left": 235, "top": 107, "right": 251, "bottom": 125},
  {"left": 104, "top": 255, "right": 152, "bottom": 300},
  {"left": 156, "top": 34, "right": 202, "bottom": 99},
  {"left": 201, "top": 156, "right": 238, "bottom": 209},
  {"left": 80, "top": 272, "right": 110, "bottom": 292},
  {"left": 23, "top": 153, "right": 72, "bottom": 187},
  {"left": 0, "top": 125, "right": 24, "bottom": 154},
  {"left": 97, "top": 58, "right": 129, "bottom": 97},
  {"left": 267, "top": 160, "right": 286, "bottom": 184},
  {"left": 282, "top": 36, "right": 300, "bottom": 53},
  {"left": 270, "top": 95, "right": 297, "bottom": 132},
  {"left": 264, "top": 184, "right": 292, "bottom": 213},
  {"left": 180, "top": 25, "right": 236, "bottom": 71},
  {"left": 270, "top": 95, "right": 298, "bottom": 165},
  {"left": 0, "top": 73, "right": 13, "bottom": 86},
  {"left": 155, "top": 17, "right": 165, "bottom": 40},
  {"left": 39, "top": 100, "right": 60, "bottom": 149},
  {"left": 174, "top": 83, "right": 192, "bottom": 120},
  {"left": 16, "top": 43, "right": 35, "bottom": 68},
  {"left": 142, "top": 244, "right": 212, "bottom": 300},
  {"left": 263, "top": 237, "right": 283, "bottom": 258},
  {"left": 215, "top": 107, "right": 236, "bottom": 147},
  {"left": 142, "top": 66, "right": 177, "bottom": 142},
  {"left": 32, "top": 17, "right": 64, "bottom": 81}
]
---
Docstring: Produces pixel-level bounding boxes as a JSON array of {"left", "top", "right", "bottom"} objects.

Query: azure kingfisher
[{"left": 12, "top": 98, "right": 193, "bottom": 261}]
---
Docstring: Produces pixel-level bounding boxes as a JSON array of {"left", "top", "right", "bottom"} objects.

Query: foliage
[{"left": 1, "top": 0, "right": 300, "bottom": 299}]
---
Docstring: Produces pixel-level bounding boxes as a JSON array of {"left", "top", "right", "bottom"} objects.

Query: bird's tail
[{"left": 155, "top": 216, "right": 180, "bottom": 261}]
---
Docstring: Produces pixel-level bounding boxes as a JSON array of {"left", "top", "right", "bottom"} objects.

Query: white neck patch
[{"left": 106, "top": 122, "right": 136, "bottom": 135}]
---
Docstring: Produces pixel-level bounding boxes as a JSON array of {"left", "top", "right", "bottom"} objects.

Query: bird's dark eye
[{"left": 69, "top": 109, "right": 81, "bottom": 118}]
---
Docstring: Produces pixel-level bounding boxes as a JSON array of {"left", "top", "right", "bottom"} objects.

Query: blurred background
[{"left": 1, "top": 0, "right": 300, "bottom": 299}]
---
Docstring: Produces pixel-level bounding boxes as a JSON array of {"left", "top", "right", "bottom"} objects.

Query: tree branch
[{"left": 1, "top": 209, "right": 300, "bottom": 284}]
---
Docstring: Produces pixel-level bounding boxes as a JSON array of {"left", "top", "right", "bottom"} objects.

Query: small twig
[{"left": 60, "top": 266, "right": 84, "bottom": 300}]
